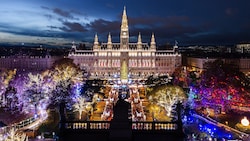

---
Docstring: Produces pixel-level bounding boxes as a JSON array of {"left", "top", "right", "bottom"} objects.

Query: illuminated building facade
[
  {"left": 0, "top": 55, "right": 62, "bottom": 73},
  {"left": 186, "top": 57, "right": 250, "bottom": 75},
  {"left": 68, "top": 7, "right": 182, "bottom": 81},
  {"left": 236, "top": 43, "right": 250, "bottom": 53}
]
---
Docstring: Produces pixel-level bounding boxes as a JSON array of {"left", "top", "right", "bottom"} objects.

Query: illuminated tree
[
  {"left": 73, "top": 93, "right": 101, "bottom": 120},
  {"left": 3, "top": 86, "right": 18, "bottom": 113},
  {"left": 194, "top": 59, "right": 250, "bottom": 111},
  {"left": 21, "top": 72, "right": 52, "bottom": 117},
  {"left": 147, "top": 85, "right": 187, "bottom": 120},
  {"left": 0, "top": 69, "right": 16, "bottom": 107},
  {"left": 73, "top": 96, "right": 92, "bottom": 120},
  {"left": 3, "top": 128, "right": 28, "bottom": 141},
  {"left": 50, "top": 58, "right": 83, "bottom": 110},
  {"left": 172, "top": 66, "right": 188, "bottom": 87},
  {"left": 8, "top": 73, "right": 28, "bottom": 113}
]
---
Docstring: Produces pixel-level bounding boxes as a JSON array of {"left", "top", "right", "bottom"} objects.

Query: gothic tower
[
  {"left": 150, "top": 33, "right": 156, "bottom": 50},
  {"left": 120, "top": 6, "right": 129, "bottom": 49},
  {"left": 107, "top": 32, "right": 112, "bottom": 49},
  {"left": 93, "top": 33, "right": 99, "bottom": 50},
  {"left": 137, "top": 32, "right": 142, "bottom": 49}
]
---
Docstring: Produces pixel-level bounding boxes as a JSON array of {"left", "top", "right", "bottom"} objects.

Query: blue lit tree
[{"left": 49, "top": 58, "right": 84, "bottom": 115}]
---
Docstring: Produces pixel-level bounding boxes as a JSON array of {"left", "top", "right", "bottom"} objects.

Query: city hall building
[{"left": 68, "top": 7, "right": 181, "bottom": 82}]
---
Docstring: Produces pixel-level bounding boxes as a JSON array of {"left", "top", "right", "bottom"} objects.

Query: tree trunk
[
  {"left": 79, "top": 111, "right": 82, "bottom": 120},
  {"left": 59, "top": 102, "right": 66, "bottom": 122}
]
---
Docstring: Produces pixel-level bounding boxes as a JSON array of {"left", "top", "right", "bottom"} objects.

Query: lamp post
[{"left": 241, "top": 117, "right": 249, "bottom": 127}]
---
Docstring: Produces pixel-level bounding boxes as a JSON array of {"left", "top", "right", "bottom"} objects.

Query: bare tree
[
  {"left": 148, "top": 86, "right": 187, "bottom": 119},
  {"left": 73, "top": 96, "right": 93, "bottom": 120},
  {"left": 3, "top": 128, "right": 28, "bottom": 141}
]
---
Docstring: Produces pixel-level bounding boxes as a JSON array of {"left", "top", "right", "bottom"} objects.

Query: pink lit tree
[{"left": 194, "top": 59, "right": 250, "bottom": 112}]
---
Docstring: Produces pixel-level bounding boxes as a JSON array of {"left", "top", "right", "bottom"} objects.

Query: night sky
[{"left": 0, "top": 0, "right": 249, "bottom": 47}]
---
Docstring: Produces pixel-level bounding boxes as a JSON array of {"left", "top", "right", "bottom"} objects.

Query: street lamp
[{"left": 241, "top": 117, "right": 249, "bottom": 127}]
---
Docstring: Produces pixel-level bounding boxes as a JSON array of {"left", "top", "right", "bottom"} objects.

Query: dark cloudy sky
[{"left": 0, "top": 0, "right": 249, "bottom": 47}]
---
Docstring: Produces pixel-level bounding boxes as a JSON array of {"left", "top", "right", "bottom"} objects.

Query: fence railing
[
  {"left": 0, "top": 116, "right": 37, "bottom": 135},
  {"left": 62, "top": 120, "right": 179, "bottom": 131},
  {"left": 132, "top": 122, "right": 178, "bottom": 130},
  {"left": 192, "top": 113, "right": 249, "bottom": 137},
  {"left": 64, "top": 121, "right": 110, "bottom": 130}
]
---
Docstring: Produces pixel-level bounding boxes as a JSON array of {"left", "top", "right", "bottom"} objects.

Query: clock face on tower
[{"left": 123, "top": 31, "right": 126, "bottom": 35}]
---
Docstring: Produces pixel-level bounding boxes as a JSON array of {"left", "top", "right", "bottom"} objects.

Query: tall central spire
[
  {"left": 121, "top": 6, "right": 128, "bottom": 29},
  {"left": 120, "top": 6, "right": 129, "bottom": 49}
]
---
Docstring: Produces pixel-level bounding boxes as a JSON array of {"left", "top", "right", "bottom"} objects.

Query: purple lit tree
[
  {"left": 21, "top": 72, "right": 52, "bottom": 118},
  {"left": 0, "top": 69, "right": 16, "bottom": 108},
  {"left": 9, "top": 73, "right": 29, "bottom": 113},
  {"left": 3, "top": 86, "right": 19, "bottom": 113}
]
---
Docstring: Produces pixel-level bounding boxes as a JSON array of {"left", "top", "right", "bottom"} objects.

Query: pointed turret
[
  {"left": 120, "top": 6, "right": 129, "bottom": 49},
  {"left": 93, "top": 33, "right": 99, "bottom": 50},
  {"left": 174, "top": 40, "right": 179, "bottom": 53},
  {"left": 150, "top": 33, "right": 156, "bottom": 50},
  {"left": 137, "top": 32, "right": 142, "bottom": 49},
  {"left": 72, "top": 41, "right": 76, "bottom": 50},
  {"left": 107, "top": 32, "right": 112, "bottom": 49}
]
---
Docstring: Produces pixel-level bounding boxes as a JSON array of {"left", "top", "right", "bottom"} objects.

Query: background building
[
  {"left": 236, "top": 43, "right": 250, "bottom": 53},
  {"left": 186, "top": 56, "right": 250, "bottom": 75},
  {"left": 0, "top": 55, "right": 62, "bottom": 73},
  {"left": 68, "top": 7, "right": 181, "bottom": 81}
]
